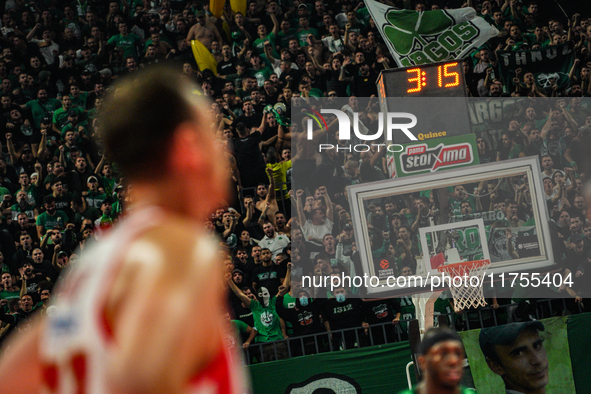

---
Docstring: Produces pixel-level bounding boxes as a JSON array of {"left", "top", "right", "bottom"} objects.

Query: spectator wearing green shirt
[
  {"left": 229, "top": 13, "right": 252, "bottom": 56},
  {"left": 68, "top": 83, "right": 90, "bottom": 111},
  {"left": 225, "top": 312, "right": 257, "bottom": 351},
  {"left": 228, "top": 275, "right": 289, "bottom": 362},
  {"left": 253, "top": 20, "right": 279, "bottom": 60},
  {"left": 95, "top": 157, "right": 117, "bottom": 198},
  {"left": 23, "top": 88, "right": 62, "bottom": 129},
  {"left": 61, "top": 5, "right": 83, "bottom": 37},
  {"left": 87, "top": 97, "right": 103, "bottom": 124},
  {"left": 60, "top": 111, "right": 88, "bottom": 142},
  {"left": 498, "top": 131, "right": 526, "bottom": 161},
  {"left": 83, "top": 176, "right": 106, "bottom": 209},
  {"left": 525, "top": 26, "right": 550, "bottom": 47},
  {"left": 297, "top": 17, "right": 319, "bottom": 47},
  {"left": 249, "top": 54, "right": 274, "bottom": 87},
  {"left": 15, "top": 172, "right": 40, "bottom": 208},
  {"left": 447, "top": 185, "right": 477, "bottom": 217},
  {"left": 12, "top": 72, "right": 35, "bottom": 105},
  {"left": 10, "top": 191, "right": 38, "bottom": 222},
  {"left": 107, "top": 22, "right": 141, "bottom": 60},
  {"left": 52, "top": 96, "right": 83, "bottom": 135},
  {"left": 111, "top": 185, "right": 127, "bottom": 217},
  {"left": 36, "top": 196, "right": 69, "bottom": 239},
  {"left": 277, "top": 20, "right": 297, "bottom": 49},
  {"left": 0, "top": 270, "right": 22, "bottom": 302},
  {"left": 0, "top": 185, "right": 11, "bottom": 208},
  {"left": 95, "top": 199, "right": 117, "bottom": 230},
  {"left": 356, "top": 7, "right": 371, "bottom": 27}
]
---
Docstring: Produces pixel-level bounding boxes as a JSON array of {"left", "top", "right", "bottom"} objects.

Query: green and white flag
[{"left": 365, "top": 2, "right": 499, "bottom": 67}]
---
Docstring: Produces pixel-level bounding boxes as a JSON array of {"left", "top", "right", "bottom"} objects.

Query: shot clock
[
  {"left": 377, "top": 61, "right": 466, "bottom": 97},
  {"left": 376, "top": 60, "right": 472, "bottom": 143}
]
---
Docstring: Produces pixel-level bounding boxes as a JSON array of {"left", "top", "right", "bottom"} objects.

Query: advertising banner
[
  {"left": 459, "top": 316, "right": 576, "bottom": 394},
  {"left": 248, "top": 342, "right": 414, "bottom": 393},
  {"left": 248, "top": 313, "right": 591, "bottom": 393},
  {"left": 389, "top": 134, "right": 480, "bottom": 178}
]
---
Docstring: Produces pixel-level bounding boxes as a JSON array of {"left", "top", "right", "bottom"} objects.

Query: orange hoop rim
[{"left": 436, "top": 259, "right": 491, "bottom": 275}]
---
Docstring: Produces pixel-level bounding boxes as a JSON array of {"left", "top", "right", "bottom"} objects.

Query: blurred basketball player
[
  {"left": 0, "top": 67, "right": 248, "bottom": 393},
  {"left": 398, "top": 327, "right": 469, "bottom": 394}
]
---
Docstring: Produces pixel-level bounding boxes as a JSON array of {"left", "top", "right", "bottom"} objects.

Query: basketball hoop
[{"left": 437, "top": 259, "right": 491, "bottom": 313}]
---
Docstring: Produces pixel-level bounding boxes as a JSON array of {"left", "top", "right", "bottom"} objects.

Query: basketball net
[{"left": 437, "top": 260, "right": 491, "bottom": 313}]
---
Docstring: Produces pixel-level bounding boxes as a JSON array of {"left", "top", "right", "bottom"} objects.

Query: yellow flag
[
  {"left": 210, "top": 0, "right": 224, "bottom": 18},
  {"left": 190, "top": 40, "right": 218, "bottom": 75},
  {"left": 230, "top": 0, "right": 246, "bottom": 16}
]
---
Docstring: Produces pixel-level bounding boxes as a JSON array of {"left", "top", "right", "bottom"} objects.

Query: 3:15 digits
[{"left": 406, "top": 62, "right": 460, "bottom": 93}]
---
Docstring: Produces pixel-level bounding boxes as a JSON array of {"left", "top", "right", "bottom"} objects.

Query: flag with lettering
[
  {"left": 496, "top": 42, "right": 575, "bottom": 94},
  {"left": 364, "top": 1, "right": 499, "bottom": 67}
]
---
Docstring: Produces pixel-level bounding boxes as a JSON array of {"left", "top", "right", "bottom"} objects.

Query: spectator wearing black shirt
[
  {"left": 362, "top": 298, "right": 401, "bottom": 345},
  {"left": 70, "top": 156, "right": 94, "bottom": 196},
  {"left": 323, "top": 286, "right": 363, "bottom": 350},
  {"left": 18, "top": 260, "right": 45, "bottom": 299},
  {"left": 11, "top": 232, "right": 34, "bottom": 275},
  {"left": 30, "top": 248, "right": 58, "bottom": 284},
  {"left": 324, "top": 57, "right": 348, "bottom": 97},
  {"left": 11, "top": 35, "right": 42, "bottom": 68},
  {"left": 229, "top": 268, "right": 247, "bottom": 309},
  {"left": 49, "top": 179, "right": 76, "bottom": 221},
  {"left": 262, "top": 80, "right": 279, "bottom": 104},
  {"left": 217, "top": 44, "right": 238, "bottom": 76},
  {"left": 251, "top": 248, "right": 285, "bottom": 296},
  {"left": 10, "top": 212, "right": 38, "bottom": 246},
  {"left": 276, "top": 288, "right": 325, "bottom": 355},
  {"left": 341, "top": 60, "right": 378, "bottom": 97},
  {"left": 278, "top": 60, "right": 301, "bottom": 90},
  {"left": 250, "top": 90, "right": 266, "bottom": 117},
  {"left": 232, "top": 286, "right": 256, "bottom": 327},
  {"left": 564, "top": 234, "right": 590, "bottom": 278},
  {"left": 0, "top": 292, "right": 34, "bottom": 335},
  {"left": 60, "top": 26, "right": 83, "bottom": 52},
  {"left": 0, "top": 94, "right": 21, "bottom": 123},
  {"left": 234, "top": 100, "right": 262, "bottom": 129},
  {"left": 0, "top": 156, "right": 20, "bottom": 186},
  {"left": 231, "top": 122, "right": 268, "bottom": 190}
]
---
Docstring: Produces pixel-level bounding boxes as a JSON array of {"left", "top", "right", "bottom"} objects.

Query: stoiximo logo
[{"left": 400, "top": 142, "right": 474, "bottom": 174}]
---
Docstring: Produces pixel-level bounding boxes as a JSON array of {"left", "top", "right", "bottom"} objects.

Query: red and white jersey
[{"left": 40, "top": 206, "right": 249, "bottom": 394}]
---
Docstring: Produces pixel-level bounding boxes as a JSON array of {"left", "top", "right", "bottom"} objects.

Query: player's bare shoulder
[{"left": 122, "top": 215, "right": 222, "bottom": 284}]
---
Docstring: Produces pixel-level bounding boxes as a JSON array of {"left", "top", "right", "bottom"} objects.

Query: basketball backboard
[{"left": 347, "top": 156, "right": 556, "bottom": 297}]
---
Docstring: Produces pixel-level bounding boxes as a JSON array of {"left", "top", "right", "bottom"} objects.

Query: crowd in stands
[{"left": 0, "top": 0, "right": 590, "bottom": 363}]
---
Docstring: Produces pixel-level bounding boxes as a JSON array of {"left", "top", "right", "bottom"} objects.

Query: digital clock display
[{"left": 377, "top": 61, "right": 466, "bottom": 98}]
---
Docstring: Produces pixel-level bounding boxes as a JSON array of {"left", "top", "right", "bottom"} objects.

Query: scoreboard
[
  {"left": 375, "top": 60, "right": 472, "bottom": 145},
  {"left": 377, "top": 61, "right": 466, "bottom": 98}
]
